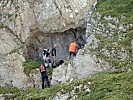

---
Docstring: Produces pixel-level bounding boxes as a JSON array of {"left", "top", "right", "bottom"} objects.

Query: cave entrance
[{"left": 24, "top": 26, "right": 86, "bottom": 62}]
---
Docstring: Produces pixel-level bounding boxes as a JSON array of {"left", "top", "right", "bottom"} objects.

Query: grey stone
[
  {"left": 0, "top": 53, "right": 32, "bottom": 88},
  {"left": 108, "top": 23, "right": 116, "bottom": 29},
  {"left": 86, "top": 34, "right": 99, "bottom": 49},
  {"left": 0, "top": 0, "right": 97, "bottom": 55},
  {"left": 119, "top": 25, "right": 123, "bottom": 30},
  {"left": 0, "top": 94, "right": 4, "bottom": 100},
  {"left": 104, "top": 16, "right": 113, "bottom": 21},
  {"left": 54, "top": 92, "right": 69, "bottom": 100},
  {"left": 121, "top": 15, "right": 126, "bottom": 19},
  {"left": 129, "top": 24, "right": 133, "bottom": 27},
  {"left": 122, "top": 29, "right": 126, "bottom": 32},
  {"left": 131, "top": 40, "right": 133, "bottom": 53},
  {"left": 51, "top": 51, "right": 111, "bottom": 84},
  {"left": 51, "top": 63, "right": 77, "bottom": 85}
]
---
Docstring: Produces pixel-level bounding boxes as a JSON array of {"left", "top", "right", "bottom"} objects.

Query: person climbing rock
[
  {"left": 40, "top": 64, "right": 50, "bottom": 89},
  {"left": 43, "top": 49, "right": 52, "bottom": 67},
  {"left": 68, "top": 41, "right": 77, "bottom": 60},
  {"left": 51, "top": 44, "right": 57, "bottom": 67}
]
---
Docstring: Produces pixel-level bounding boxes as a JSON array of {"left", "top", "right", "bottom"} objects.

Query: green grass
[
  {"left": 0, "top": 71, "right": 133, "bottom": 99},
  {"left": 93, "top": 26, "right": 133, "bottom": 72},
  {"left": 119, "top": 30, "right": 133, "bottom": 47},
  {"left": 0, "top": 85, "right": 61, "bottom": 100},
  {"left": 64, "top": 60, "right": 72, "bottom": 65},
  {"left": 22, "top": 85, "right": 61, "bottom": 99},
  {"left": 23, "top": 59, "right": 42, "bottom": 76},
  {"left": 0, "top": 86, "right": 19, "bottom": 94},
  {"left": 0, "top": 23, "right": 4, "bottom": 29},
  {"left": 96, "top": 0, "right": 133, "bottom": 24},
  {"left": 23, "top": 59, "right": 53, "bottom": 79},
  {"left": 88, "top": 71, "right": 133, "bottom": 100}
]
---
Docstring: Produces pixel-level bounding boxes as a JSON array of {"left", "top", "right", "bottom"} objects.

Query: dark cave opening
[{"left": 24, "top": 26, "right": 86, "bottom": 62}]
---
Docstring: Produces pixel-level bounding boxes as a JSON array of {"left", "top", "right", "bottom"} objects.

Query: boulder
[
  {"left": 51, "top": 41, "right": 112, "bottom": 84},
  {"left": 0, "top": 52, "right": 32, "bottom": 88}
]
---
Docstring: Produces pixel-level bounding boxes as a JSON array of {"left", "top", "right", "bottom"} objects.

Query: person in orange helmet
[{"left": 68, "top": 41, "right": 77, "bottom": 60}]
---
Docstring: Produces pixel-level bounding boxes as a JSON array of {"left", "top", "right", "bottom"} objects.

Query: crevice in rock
[
  {"left": 52, "top": 0, "right": 62, "bottom": 16},
  {"left": 4, "top": 26, "right": 24, "bottom": 45}
]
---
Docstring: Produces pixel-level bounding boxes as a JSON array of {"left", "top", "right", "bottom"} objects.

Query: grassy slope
[
  {"left": 23, "top": 60, "right": 53, "bottom": 77},
  {"left": 95, "top": 0, "right": 133, "bottom": 71},
  {"left": 87, "top": 72, "right": 133, "bottom": 100},
  {"left": 0, "top": 71, "right": 133, "bottom": 100},
  {"left": 96, "top": 0, "right": 133, "bottom": 24},
  {"left": 79, "top": 0, "right": 133, "bottom": 99}
]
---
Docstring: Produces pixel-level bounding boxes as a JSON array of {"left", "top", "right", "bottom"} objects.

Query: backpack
[
  {"left": 40, "top": 65, "right": 45, "bottom": 72},
  {"left": 43, "top": 49, "right": 47, "bottom": 55},
  {"left": 43, "top": 49, "right": 50, "bottom": 57}
]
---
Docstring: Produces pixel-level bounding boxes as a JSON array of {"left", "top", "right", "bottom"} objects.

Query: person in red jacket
[
  {"left": 68, "top": 41, "right": 77, "bottom": 60},
  {"left": 40, "top": 64, "right": 50, "bottom": 89}
]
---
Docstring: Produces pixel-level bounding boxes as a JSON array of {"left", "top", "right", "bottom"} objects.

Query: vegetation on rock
[
  {"left": 0, "top": 71, "right": 133, "bottom": 99},
  {"left": 23, "top": 59, "right": 53, "bottom": 77},
  {"left": 96, "top": 0, "right": 133, "bottom": 24}
]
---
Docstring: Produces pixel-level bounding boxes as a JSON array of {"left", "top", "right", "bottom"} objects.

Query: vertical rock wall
[
  {"left": 0, "top": 0, "right": 97, "bottom": 88},
  {"left": 0, "top": 52, "right": 32, "bottom": 88}
]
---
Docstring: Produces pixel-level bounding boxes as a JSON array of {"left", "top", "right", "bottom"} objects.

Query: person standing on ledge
[
  {"left": 40, "top": 64, "right": 50, "bottom": 89},
  {"left": 51, "top": 44, "right": 57, "bottom": 67},
  {"left": 68, "top": 41, "right": 77, "bottom": 60}
]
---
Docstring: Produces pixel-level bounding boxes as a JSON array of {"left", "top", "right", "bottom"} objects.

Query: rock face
[
  {"left": 32, "top": 0, "right": 96, "bottom": 33},
  {"left": 54, "top": 92, "right": 69, "bottom": 100},
  {"left": 0, "top": 0, "right": 96, "bottom": 88},
  {"left": 51, "top": 36, "right": 112, "bottom": 85},
  {"left": 0, "top": 52, "right": 32, "bottom": 88},
  {"left": 51, "top": 3, "right": 133, "bottom": 85},
  {"left": 0, "top": 0, "right": 96, "bottom": 43},
  {"left": 0, "top": 28, "right": 21, "bottom": 55},
  {"left": 24, "top": 27, "right": 86, "bottom": 60},
  {"left": 0, "top": 0, "right": 96, "bottom": 58}
]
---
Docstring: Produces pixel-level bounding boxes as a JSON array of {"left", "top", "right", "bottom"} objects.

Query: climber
[
  {"left": 68, "top": 41, "right": 77, "bottom": 60},
  {"left": 51, "top": 44, "right": 57, "bottom": 67},
  {"left": 40, "top": 64, "right": 50, "bottom": 89},
  {"left": 43, "top": 49, "right": 52, "bottom": 67}
]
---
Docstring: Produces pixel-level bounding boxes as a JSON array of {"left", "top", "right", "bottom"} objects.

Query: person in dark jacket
[
  {"left": 40, "top": 64, "right": 50, "bottom": 89},
  {"left": 51, "top": 44, "right": 57, "bottom": 67}
]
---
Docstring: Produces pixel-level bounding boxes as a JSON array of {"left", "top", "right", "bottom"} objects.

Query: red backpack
[{"left": 40, "top": 65, "right": 45, "bottom": 72}]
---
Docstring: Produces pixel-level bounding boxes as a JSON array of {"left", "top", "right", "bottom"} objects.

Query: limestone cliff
[
  {"left": 0, "top": 0, "right": 132, "bottom": 99},
  {"left": 0, "top": 0, "right": 97, "bottom": 88},
  {"left": 0, "top": 0, "right": 96, "bottom": 54}
]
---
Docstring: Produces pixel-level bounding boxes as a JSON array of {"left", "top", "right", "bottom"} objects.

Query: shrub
[{"left": 23, "top": 59, "right": 42, "bottom": 76}]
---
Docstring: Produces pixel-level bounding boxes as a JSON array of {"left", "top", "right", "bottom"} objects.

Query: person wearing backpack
[
  {"left": 42, "top": 49, "right": 47, "bottom": 61},
  {"left": 51, "top": 44, "right": 57, "bottom": 67},
  {"left": 40, "top": 64, "right": 50, "bottom": 89},
  {"left": 43, "top": 49, "right": 52, "bottom": 67}
]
